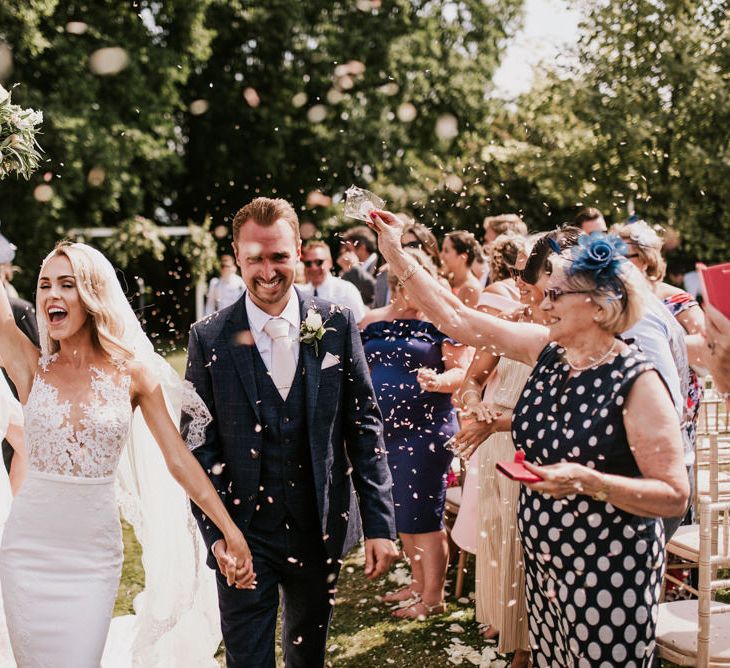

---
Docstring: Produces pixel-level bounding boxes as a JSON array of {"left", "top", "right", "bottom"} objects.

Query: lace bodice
[{"left": 24, "top": 357, "right": 132, "bottom": 478}]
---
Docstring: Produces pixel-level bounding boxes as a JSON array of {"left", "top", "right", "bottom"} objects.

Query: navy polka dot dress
[{"left": 512, "top": 343, "right": 665, "bottom": 667}]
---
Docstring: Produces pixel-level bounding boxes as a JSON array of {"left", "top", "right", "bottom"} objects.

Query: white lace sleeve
[{"left": 181, "top": 380, "right": 212, "bottom": 451}]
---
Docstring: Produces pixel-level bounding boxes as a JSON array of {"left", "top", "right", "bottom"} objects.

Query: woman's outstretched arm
[{"left": 368, "top": 210, "right": 549, "bottom": 366}]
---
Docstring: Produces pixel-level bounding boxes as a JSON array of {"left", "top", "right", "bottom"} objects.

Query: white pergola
[{"left": 67, "top": 226, "right": 207, "bottom": 321}]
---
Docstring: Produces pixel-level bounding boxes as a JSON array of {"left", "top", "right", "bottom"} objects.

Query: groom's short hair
[{"left": 233, "top": 197, "right": 300, "bottom": 243}]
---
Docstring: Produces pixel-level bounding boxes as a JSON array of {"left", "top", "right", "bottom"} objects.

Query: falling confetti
[{"left": 89, "top": 47, "right": 130, "bottom": 76}]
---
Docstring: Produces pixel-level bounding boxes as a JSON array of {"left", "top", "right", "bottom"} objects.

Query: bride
[{"left": 0, "top": 241, "right": 256, "bottom": 667}]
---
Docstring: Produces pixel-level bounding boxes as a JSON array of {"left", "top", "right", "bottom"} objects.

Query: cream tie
[{"left": 263, "top": 317, "right": 294, "bottom": 400}]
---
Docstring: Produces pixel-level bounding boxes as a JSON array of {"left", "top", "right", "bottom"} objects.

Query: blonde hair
[
  {"left": 39, "top": 242, "right": 135, "bottom": 362},
  {"left": 550, "top": 254, "right": 648, "bottom": 334},
  {"left": 611, "top": 222, "right": 666, "bottom": 283},
  {"left": 483, "top": 213, "right": 528, "bottom": 237},
  {"left": 487, "top": 233, "right": 526, "bottom": 281}
]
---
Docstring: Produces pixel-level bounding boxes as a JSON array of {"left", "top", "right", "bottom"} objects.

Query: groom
[{"left": 182, "top": 197, "right": 398, "bottom": 667}]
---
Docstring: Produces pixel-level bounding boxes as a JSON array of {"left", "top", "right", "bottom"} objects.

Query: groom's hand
[
  {"left": 363, "top": 538, "right": 399, "bottom": 581},
  {"left": 213, "top": 538, "right": 256, "bottom": 589}
]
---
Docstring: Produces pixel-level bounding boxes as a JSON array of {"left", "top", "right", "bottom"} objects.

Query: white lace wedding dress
[{"left": 0, "top": 358, "right": 131, "bottom": 667}]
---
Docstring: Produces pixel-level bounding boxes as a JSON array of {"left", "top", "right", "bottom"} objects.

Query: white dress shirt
[
  {"left": 245, "top": 291, "right": 301, "bottom": 374},
  {"left": 205, "top": 274, "right": 246, "bottom": 315},
  {"left": 299, "top": 274, "right": 367, "bottom": 323}
]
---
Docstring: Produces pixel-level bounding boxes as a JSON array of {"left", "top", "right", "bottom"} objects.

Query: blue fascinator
[{"left": 568, "top": 232, "right": 628, "bottom": 294}]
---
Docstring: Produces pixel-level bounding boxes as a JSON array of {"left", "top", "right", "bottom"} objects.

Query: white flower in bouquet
[{"left": 0, "top": 84, "right": 44, "bottom": 180}]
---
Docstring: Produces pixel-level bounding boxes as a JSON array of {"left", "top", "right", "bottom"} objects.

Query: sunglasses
[
  {"left": 303, "top": 259, "right": 326, "bottom": 268},
  {"left": 543, "top": 287, "right": 592, "bottom": 302},
  {"left": 508, "top": 266, "right": 524, "bottom": 280}
]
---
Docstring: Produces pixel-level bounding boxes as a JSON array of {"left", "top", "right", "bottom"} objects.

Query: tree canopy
[{"left": 0, "top": 0, "right": 727, "bottom": 302}]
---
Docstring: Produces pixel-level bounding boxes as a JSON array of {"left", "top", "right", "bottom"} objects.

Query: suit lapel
[{"left": 225, "top": 298, "right": 262, "bottom": 422}]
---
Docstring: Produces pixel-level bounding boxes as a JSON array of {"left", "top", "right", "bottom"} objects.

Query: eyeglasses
[
  {"left": 543, "top": 287, "right": 592, "bottom": 302},
  {"left": 303, "top": 259, "right": 326, "bottom": 268}
]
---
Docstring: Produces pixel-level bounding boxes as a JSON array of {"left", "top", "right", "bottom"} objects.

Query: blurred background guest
[
  {"left": 359, "top": 248, "right": 470, "bottom": 619},
  {"left": 573, "top": 206, "right": 607, "bottom": 234},
  {"left": 203, "top": 253, "right": 245, "bottom": 315},
  {"left": 482, "top": 214, "right": 528, "bottom": 246},
  {"left": 440, "top": 231, "right": 482, "bottom": 308},
  {"left": 298, "top": 241, "right": 367, "bottom": 323},
  {"left": 373, "top": 221, "right": 442, "bottom": 308},
  {"left": 480, "top": 234, "right": 525, "bottom": 303},
  {"left": 337, "top": 225, "right": 380, "bottom": 306},
  {"left": 613, "top": 220, "right": 703, "bottom": 472}
]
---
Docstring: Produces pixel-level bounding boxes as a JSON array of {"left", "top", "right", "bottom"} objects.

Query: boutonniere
[{"left": 300, "top": 308, "right": 334, "bottom": 356}]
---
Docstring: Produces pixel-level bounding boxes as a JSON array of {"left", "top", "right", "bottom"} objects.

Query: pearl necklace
[{"left": 565, "top": 339, "right": 618, "bottom": 372}]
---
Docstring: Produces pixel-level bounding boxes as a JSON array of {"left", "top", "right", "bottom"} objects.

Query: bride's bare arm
[
  {"left": 368, "top": 211, "right": 549, "bottom": 366},
  {"left": 6, "top": 424, "right": 27, "bottom": 494},
  {"left": 0, "top": 281, "right": 39, "bottom": 399},
  {"left": 129, "top": 362, "right": 255, "bottom": 585}
]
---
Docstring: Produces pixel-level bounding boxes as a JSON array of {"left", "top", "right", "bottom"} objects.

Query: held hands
[
  {"left": 521, "top": 461, "right": 589, "bottom": 499},
  {"left": 213, "top": 534, "right": 256, "bottom": 590},
  {"left": 416, "top": 367, "right": 442, "bottom": 393},
  {"left": 449, "top": 414, "right": 501, "bottom": 459},
  {"left": 363, "top": 538, "right": 399, "bottom": 581}
]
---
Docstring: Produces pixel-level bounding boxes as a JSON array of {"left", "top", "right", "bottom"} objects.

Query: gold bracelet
[
  {"left": 460, "top": 389, "right": 482, "bottom": 404},
  {"left": 397, "top": 262, "right": 420, "bottom": 289}
]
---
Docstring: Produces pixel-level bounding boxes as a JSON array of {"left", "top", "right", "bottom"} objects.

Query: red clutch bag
[
  {"left": 698, "top": 262, "right": 730, "bottom": 319},
  {"left": 495, "top": 450, "right": 543, "bottom": 483}
]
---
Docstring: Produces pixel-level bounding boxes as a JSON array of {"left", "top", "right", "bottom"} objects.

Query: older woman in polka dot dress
[{"left": 367, "top": 212, "right": 689, "bottom": 667}]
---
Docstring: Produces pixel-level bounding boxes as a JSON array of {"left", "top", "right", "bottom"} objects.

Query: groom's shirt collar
[{"left": 245, "top": 290, "right": 301, "bottom": 336}]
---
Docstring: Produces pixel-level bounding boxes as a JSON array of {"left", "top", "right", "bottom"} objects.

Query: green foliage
[
  {"left": 495, "top": 0, "right": 730, "bottom": 261},
  {"left": 177, "top": 0, "right": 523, "bottom": 234},
  {"left": 180, "top": 215, "right": 218, "bottom": 282},
  {"left": 0, "top": 0, "right": 214, "bottom": 288},
  {"left": 99, "top": 215, "right": 166, "bottom": 267}
]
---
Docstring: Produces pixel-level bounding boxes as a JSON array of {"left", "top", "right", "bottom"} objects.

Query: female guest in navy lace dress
[
  {"left": 367, "top": 212, "right": 689, "bottom": 665},
  {"left": 360, "top": 248, "right": 470, "bottom": 619}
]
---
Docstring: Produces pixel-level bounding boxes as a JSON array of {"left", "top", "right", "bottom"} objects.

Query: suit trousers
[{"left": 216, "top": 519, "right": 341, "bottom": 668}]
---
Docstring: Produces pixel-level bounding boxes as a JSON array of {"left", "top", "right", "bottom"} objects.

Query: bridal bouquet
[{"left": 0, "top": 84, "right": 43, "bottom": 180}]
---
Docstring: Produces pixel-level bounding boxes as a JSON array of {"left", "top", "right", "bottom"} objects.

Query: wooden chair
[
  {"left": 443, "top": 457, "right": 471, "bottom": 600},
  {"left": 664, "top": 395, "right": 730, "bottom": 597},
  {"left": 656, "top": 496, "right": 730, "bottom": 665}
]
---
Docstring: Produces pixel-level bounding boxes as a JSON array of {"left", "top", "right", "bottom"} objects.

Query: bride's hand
[
  {"left": 367, "top": 210, "right": 406, "bottom": 263},
  {"left": 215, "top": 534, "right": 256, "bottom": 589}
]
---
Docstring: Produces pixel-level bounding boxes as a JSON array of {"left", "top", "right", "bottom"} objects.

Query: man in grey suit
[{"left": 182, "top": 197, "right": 398, "bottom": 668}]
